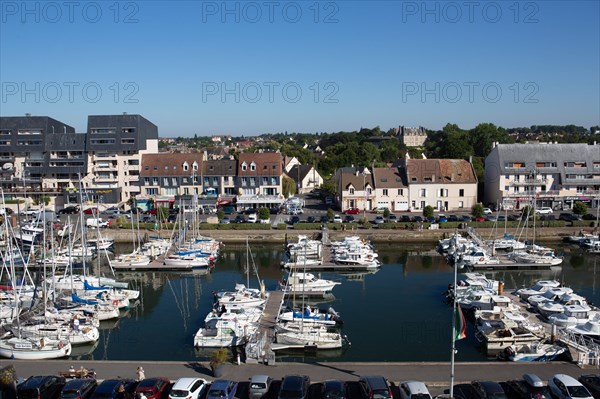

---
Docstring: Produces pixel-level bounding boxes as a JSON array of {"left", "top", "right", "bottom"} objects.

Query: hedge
[{"left": 571, "top": 220, "right": 597, "bottom": 228}]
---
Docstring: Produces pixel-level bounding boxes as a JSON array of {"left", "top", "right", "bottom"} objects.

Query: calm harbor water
[{"left": 62, "top": 242, "right": 600, "bottom": 362}]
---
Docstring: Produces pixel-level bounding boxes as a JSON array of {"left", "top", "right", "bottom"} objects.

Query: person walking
[{"left": 135, "top": 366, "right": 145, "bottom": 381}]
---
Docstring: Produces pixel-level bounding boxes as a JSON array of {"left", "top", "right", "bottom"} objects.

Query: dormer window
[
  {"left": 183, "top": 162, "right": 189, "bottom": 171},
  {"left": 250, "top": 162, "right": 256, "bottom": 171},
  {"left": 192, "top": 161, "right": 198, "bottom": 171},
  {"left": 241, "top": 162, "right": 247, "bottom": 171}
]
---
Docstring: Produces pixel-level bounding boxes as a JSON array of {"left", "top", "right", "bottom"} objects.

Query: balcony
[
  {"left": 95, "top": 175, "right": 118, "bottom": 183},
  {"left": 93, "top": 153, "right": 117, "bottom": 160},
  {"left": 509, "top": 178, "right": 548, "bottom": 186},
  {"left": 93, "top": 164, "right": 118, "bottom": 172}
]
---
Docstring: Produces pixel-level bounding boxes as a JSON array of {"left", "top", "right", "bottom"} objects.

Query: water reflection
[{"left": 72, "top": 242, "right": 600, "bottom": 362}]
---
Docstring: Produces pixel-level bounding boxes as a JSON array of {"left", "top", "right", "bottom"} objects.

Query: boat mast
[{"left": 449, "top": 259, "right": 458, "bottom": 398}]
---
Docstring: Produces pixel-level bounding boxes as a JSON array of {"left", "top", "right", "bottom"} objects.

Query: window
[
  {"left": 122, "top": 127, "right": 136, "bottom": 133},
  {"left": 146, "top": 188, "right": 158, "bottom": 195},
  {"left": 91, "top": 128, "right": 116, "bottom": 134},
  {"left": 250, "top": 177, "right": 256, "bottom": 186},
  {"left": 262, "top": 177, "right": 268, "bottom": 185},
  {"left": 398, "top": 188, "right": 404, "bottom": 196},
  {"left": 164, "top": 187, "right": 177, "bottom": 195},
  {"left": 121, "top": 138, "right": 135, "bottom": 144},
  {"left": 17, "top": 140, "right": 43, "bottom": 146},
  {"left": 366, "top": 187, "right": 372, "bottom": 195},
  {"left": 0, "top": 130, "right": 11, "bottom": 135},
  {"left": 17, "top": 129, "right": 42, "bottom": 135},
  {"left": 459, "top": 189, "right": 464, "bottom": 197},
  {"left": 241, "top": 177, "right": 247, "bottom": 186},
  {"left": 213, "top": 177, "right": 219, "bottom": 185},
  {"left": 241, "top": 162, "right": 247, "bottom": 171},
  {"left": 154, "top": 166, "right": 158, "bottom": 170},
  {"left": 143, "top": 178, "right": 150, "bottom": 185},
  {"left": 383, "top": 189, "right": 388, "bottom": 196},
  {"left": 192, "top": 162, "right": 198, "bottom": 171},
  {"left": 152, "top": 178, "right": 159, "bottom": 185},
  {"left": 182, "top": 177, "right": 188, "bottom": 184},
  {"left": 271, "top": 177, "right": 277, "bottom": 185},
  {"left": 504, "top": 186, "right": 509, "bottom": 191},
  {"left": 250, "top": 162, "right": 256, "bottom": 171},
  {"left": 505, "top": 174, "right": 509, "bottom": 179},
  {"left": 172, "top": 178, "right": 177, "bottom": 186},
  {"left": 90, "top": 139, "right": 116, "bottom": 145},
  {"left": 349, "top": 188, "right": 355, "bottom": 195},
  {"left": 420, "top": 189, "right": 427, "bottom": 197},
  {"left": 183, "top": 162, "right": 189, "bottom": 171},
  {"left": 164, "top": 166, "right": 168, "bottom": 170},
  {"left": 458, "top": 201, "right": 464, "bottom": 208},
  {"left": 0, "top": 141, "right": 10, "bottom": 146}
]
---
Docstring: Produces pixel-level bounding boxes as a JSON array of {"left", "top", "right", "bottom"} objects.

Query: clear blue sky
[{"left": 1, "top": 0, "right": 598, "bottom": 136}]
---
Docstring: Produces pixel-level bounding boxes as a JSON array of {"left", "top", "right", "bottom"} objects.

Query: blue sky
[{"left": 1, "top": 0, "right": 599, "bottom": 136}]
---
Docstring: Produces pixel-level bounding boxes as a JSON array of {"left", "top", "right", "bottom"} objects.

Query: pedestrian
[
  {"left": 73, "top": 315, "right": 80, "bottom": 332},
  {"left": 136, "top": 366, "right": 145, "bottom": 381}
]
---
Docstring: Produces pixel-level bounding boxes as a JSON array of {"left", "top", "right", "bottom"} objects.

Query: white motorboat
[
  {"left": 193, "top": 318, "right": 256, "bottom": 347},
  {"left": 275, "top": 327, "right": 344, "bottom": 349},
  {"left": 0, "top": 336, "right": 71, "bottom": 360},
  {"left": 515, "top": 280, "right": 561, "bottom": 300},
  {"left": 567, "top": 317, "right": 600, "bottom": 340},
  {"left": 476, "top": 326, "right": 542, "bottom": 356},
  {"left": 215, "top": 284, "right": 266, "bottom": 309},
  {"left": 527, "top": 287, "right": 574, "bottom": 308},
  {"left": 458, "top": 291, "right": 513, "bottom": 312},
  {"left": 279, "top": 272, "right": 340, "bottom": 296},
  {"left": 333, "top": 250, "right": 380, "bottom": 269},
  {"left": 537, "top": 293, "right": 589, "bottom": 318},
  {"left": 549, "top": 304, "right": 597, "bottom": 328},
  {"left": 499, "top": 341, "right": 567, "bottom": 362}
]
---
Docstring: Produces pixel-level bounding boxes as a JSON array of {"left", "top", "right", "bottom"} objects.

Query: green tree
[
  {"left": 32, "top": 195, "right": 50, "bottom": 206},
  {"left": 383, "top": 208, "right": 390, "bottom": 218},
  {"left": 320, "top": 180, "right": 337, "bottom": 195},
  {"left": 258, "top": 207, "right": 270, "bottom": 220},
  {"left": 282, "top": 176, "right": 296, "bottom": 197},
  {"left": 573, "top": 201, "right": 588, "bottom": 215},
  {"left": 471, "top": 203, "right": 484, "bottom": 218},
  {"left": 216, "top": 210, "right": 224, "bottom": 220},
  {"left": 423, "top": 205, "right": 434, "bottom": 218},
  {"left": 326, "top": 208, "right": 334, "bottom": 222},
  {"left": 157, "top": 206, "right": 169, "bottom": 222}
]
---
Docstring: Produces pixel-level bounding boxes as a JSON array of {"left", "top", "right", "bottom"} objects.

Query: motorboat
[
  {"left": 527, "top": 287, "right": 574, "bottom": 308},
  {"left": 279, "top": 272, "right": 340, "bottom": 296},
  {"left": 0, "top": 335, "right": 71, "bottom": 360},
  {"left": 537, "top": 293, "right": 589, "bottom": 318},
  {"left": 515, "top": 280, "right": 561, "bottom": 300},
  {"left": 476, "top": 325, "right": 542, "bottom": 356},
  {"left": 498, "top": 341, "right": 567, "bottom": 362},
  {"left": 567, "top": 317, "right": 600, "bottom": 340},
  {"left": 548, "top": 304, "right": 597, "bottom": 328},
  {"left": 458, "top": 291, "right": 513, "bottom": 312},
  {"left": 193, "top": 318, "right": 256, "bottom": 347},
  {"left": 278, "top": 306, "right": 342, "bottom": 326},
  {"left": 215, "top": 284, "right": 267, "bottom": 309}
]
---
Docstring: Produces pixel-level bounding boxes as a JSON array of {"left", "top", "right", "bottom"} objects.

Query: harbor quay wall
[
  {"left": 5, "top": 360, "right": 589, "bottom": 390},
  {"left": 93, "top": 227, "right": 588, "bottom": 245}
]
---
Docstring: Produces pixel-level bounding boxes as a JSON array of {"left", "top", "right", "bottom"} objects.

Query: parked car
[
  {"left": 325, "top": 197, "right": 334, "bottom": 205},
  {"left": 332, "top": 215, "right": 343, "bottom": 223},
  {"left": 483, "top": 208, "right": 493, "bottom": 215},
  {"left": 289, "top": 216, "right": 300, "bottom": 225},
  {"left": 578, "top": 375, "right": 600, "bottom": 398},
  {"left": 135, "top": 377, "right": 171, "bottom": 399},
  {"left": 248, "top": 375, "right": 273, "bottom": 399},
  {"left": 559, "top": 212, "right": 581, "bottom": 221},
  {"left": 83, "top": 207, "right": 98, "bottom": 215},
  {"left": 447, "top": 214, "right": 459, "bottom": 222},
  {"left": 86, "top": 218, "right": 109, "bottom": 228},
  {"left": 388, "top": 214, "right": 398, "bottom": 223},
  {"left": 18, "top": 376, "right": 66, "bottom": 399},
  {"left": 400, "top": 215, "right": 412, "bottom": 223},
  {"left": 535, "top": 207, "right": 554, "bottom": 215},
  {"left": 322, "top": 380, "right": 347, "bottom": 399},
  {"left": 21, "top": 208, "right": 41, "bottom": 216},
  {"left": 358, "top": 376, "right": 392, "bottom": 399},
  {"left": 57, "top": 206, "right": 79, "bottom": 215},
  {"left": 474, "top": 217, "right": 485, "bottom": 222},
  {"left": 343, "top": 215, "right": 355, "bottom": 223},
  {"left": 470, "top": 381, "right": 508, "bottom": 399},
  {"left": 169, "top": 378, "right": 208, "bottom": 399},
  {"left": 60, "top": 379, "right": 97, "bottom": 399},
  {"left": 248, "top": 214, "right": 258, "bottom": 223},
  {"left": 497, "top": 215, "right": 507, "bottom": 222},
  {"left": 343, "top": 208, "right": 360, "bottom": 215},
  {"left": 91, "top": 379, "right": 137, "bottom": 399},
  {"left": 306, "top": 216, "right": 315, "bottom": 223},
  {"left": 398, "top": 381, "right": 432, "bottom": 399},
  {"left": 372, "top": 207, "right": 388, "bottom": 214},
  {"left": 461, "top": 215, "right": 472, "bottom": 222},
  {"left": 220, "top": 217, "right": 231, "bottom": 224},
  {"left": 207, "top": 380, "right": 238, "bottom": 399},
  {"left": 413, "top": 216, "right": 424, "bottom": 223},
  {"left": 485, "top": 215, "right": 497, "bottom": 222},
  {"left": 505, "top": 374, "right": 551, "bottom": 399},
  {"left": 278, "top": 375, "right": 310, "bottom": 399},
  {"left": 234, "top": 215, "right": 246, "bottom": 224},
  {"left": 548, "top": 374, "right": 593, "bottom": 399},
  {"left": 319, "top": 215, "right": 329, "bottom": 224},
  {"left": 436, "top": 215, "right": 447, "bottom": 223},
  {"left": 373, "top": 216, "right": 385, "bottom": 225},
  {"left": 222, "top": 206, "right": 236, "bottom": 215},
  {"left": 144, "top": 208, "right": 158, "bottom": 215},
  {"left": 103, "top": 207, "right": 120, "bottom": 216},
  {"left": 582, "top": 213, "right": 598, "bottom": 220}
]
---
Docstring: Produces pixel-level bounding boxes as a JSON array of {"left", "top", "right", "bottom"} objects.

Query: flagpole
[{"left": 450, "top": 258, "right": 458, "bottom": 399}]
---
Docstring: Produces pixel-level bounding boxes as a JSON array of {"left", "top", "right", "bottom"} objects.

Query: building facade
[
  {"left": 287, "top": 164, "right": 323, "bottom": 194},
  {"left": 484, "top": 142, "right": 600, "bottom": 210},
  {"left": 236, "top": 152, "right": 285, "bottom": 210},
  {"left": 398, "top": 126, "right": 427, "bottom": 147}
]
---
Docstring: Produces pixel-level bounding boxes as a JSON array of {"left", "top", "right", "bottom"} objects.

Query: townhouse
[
  {"left": 286, "top": 164, "right": 324, "bottom": 194},
  {"left": 236, "top": 152, "right": 285, "bottom": 210},
  {"left": 335, "top": 159, "right": 477, "bottom": 212},
  {"left": 484, "top": 142, "right": 600, "bottom": 210}
]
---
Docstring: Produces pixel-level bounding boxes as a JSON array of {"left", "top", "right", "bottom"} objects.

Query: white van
[{"left": 86, "top": 218, "right": 109, "bottom": 228}]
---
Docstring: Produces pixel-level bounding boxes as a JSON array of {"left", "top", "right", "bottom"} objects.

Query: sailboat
[{"left": 0, "top": 190, "right": 72, "bottom": 359}]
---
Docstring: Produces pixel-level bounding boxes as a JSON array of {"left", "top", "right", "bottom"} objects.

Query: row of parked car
[{"left": 12, "top": 372, "right": 600, "bottom": 399}]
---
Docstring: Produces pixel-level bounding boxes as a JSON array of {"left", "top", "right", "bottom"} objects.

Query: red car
[
  {"left": 135, "top": 377, "right": 170, "bottom": 399},
  {"left": 474, "top": 217, "right": 486, "bottom": 222},
  {"left": 83, "top": 207, "right": 98, "bottom": 215},
  {"left": 343, "top": 208, "right": 361, "bottom": 215},
  {"left": 144, "top": 208, "right": 157, "bottom": 215}
]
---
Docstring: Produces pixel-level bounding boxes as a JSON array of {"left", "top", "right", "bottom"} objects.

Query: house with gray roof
[
  {"left": 287, "top": 164, "right": 323, "bottom": 194},
  {"left": 484, "top": 142, "right": 600, "bottom": 210}
]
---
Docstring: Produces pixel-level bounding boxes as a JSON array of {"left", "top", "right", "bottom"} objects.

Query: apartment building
[
  {"left": 236, "top": 152, "right": 284, "bottom": 210},
  {"left": 485, "top": 142, "right": 600, "bottom": 210}
]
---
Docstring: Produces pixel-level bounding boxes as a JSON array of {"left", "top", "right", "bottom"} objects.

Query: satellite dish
[{"left": 2, "top": 163, "right": 13, "bottom": 170}]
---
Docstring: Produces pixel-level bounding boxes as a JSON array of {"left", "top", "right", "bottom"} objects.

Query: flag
[{"left": 454, "top": 305, "right": 467, "bottom": 340}]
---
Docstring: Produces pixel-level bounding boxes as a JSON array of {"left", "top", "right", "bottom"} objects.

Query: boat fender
[
  {"left": 479, "top": 257, "right": 485, "bottom": 261},
  {"left": 58, "top": 340, "right": 64, "bottom": 349},
  {"left": 112, "top": 299, "right": 119, "bottom": 306}
]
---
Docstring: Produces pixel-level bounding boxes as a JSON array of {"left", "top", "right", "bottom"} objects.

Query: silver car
[{"left": 249, "top": 375, "right": 273, "bottom": 399}]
